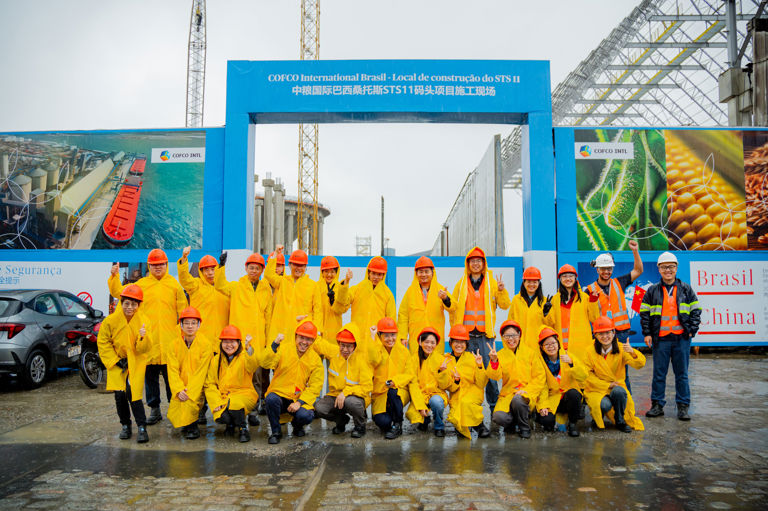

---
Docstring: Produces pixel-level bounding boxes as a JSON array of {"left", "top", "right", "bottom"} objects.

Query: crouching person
[
  {"left": 313, "top": 323, "right": 373, "bottom": 438},
  {"left": 583, "top": 317, "right": 646, "bottom": 433},
  {"left": 204, "top": 325, "right": 260, "bottom": 442},
  {"left": 406, "top": 327, "right": 451, "bottom": 438},
  {"left": 261, "top": 320, "right": 324, "bottom": 444},
  {"left": 97, "top": 284, "right": 151, "bottom": 443},
  {"left": 167, "top": 307, "right": 213, "bottom": 440},
  {"left": 445, "top": 325, "right": 490, "bottom": 439}
]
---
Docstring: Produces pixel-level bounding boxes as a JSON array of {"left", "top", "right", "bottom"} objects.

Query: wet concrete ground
[{"left": 0, "top": 353, "right": 766, "bottom": 510}]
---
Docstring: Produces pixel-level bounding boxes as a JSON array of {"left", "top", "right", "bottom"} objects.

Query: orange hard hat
[
  {"left": 558, "top": 264, "right": 578, "bottom": 278},
  {"left": 147, "top": 248, "right": 168, "bottom": 265},
  {"left": 414, "top": 256, "right": 434, "bottom": 270},
  {"left": 179, "top": 306, "right": 202, "bottom": 322},
  {"left": 368, "top": 256, "right": 387, "bottom": 274},
  {"left": 376, "top": 317, "right": 398, "bottom": 333},
  {"left": 219, "top": 325, "right": 241, "bottom": 340},
  {"left": 417, "top": 326, "right": 441, "bottom": 342},
  {"left": 522, "top": 266, "right": 542, "bottom": 280},
  {"left": 295, "top": 320, "right": 318, "bottom": 339},
  {"left": 336, "top": 329, "right": 356, "bottom": 344},
  {"left": 592, "top": 316, "right": 615, "bottom": 333},
  {"left": 246, "top": 253, "right": 265, "bottom": 267},
  {"left": 289, "top": 249, "right": 308, "bottom": 265},
  {"left": 320, "top": 256, "right": 340, "bottom": 271},
  {"left": 538, "top": 326, "right": 559, "bottom": 343},
  {"left": 269, "top": 252, "right": 285, "bottom": 265},
  {"left": 120, "top": 284, "right": 143, "bottom": 302},
  {"left": 466, "top": 247, "right": 485, "bottom": 260},
  {"left": 198, "top": 254, "right": 217, "bottom": 269},
  {"left": 448, "top": 324, "right": 470, "bottom": 341},
  {"left": 500, "top": 319, "right": 522, "bottom": 336}
]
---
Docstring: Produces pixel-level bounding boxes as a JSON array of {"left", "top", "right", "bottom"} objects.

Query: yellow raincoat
[
  {"left": 449, "top": 246, "right": 511, "bottom": 339},
  {"left": 369, "top": 337, "right": 420, "bottom": 416},
  {"left": 108, "top": 272, "right": 187, "bottom": 365},
  {"left": 405, "top": 351, "right": 453, "bottom": 425},
  {"left": 544, "top": 291, "right": 600, "bottom": 361},
  {"left": 397, "top": 270, "right": 455, "bottom": 355},
  {"left": 507, "top": 293, "right": 549, "bottom": 352},
  {"left": 582, "top": 346, "right": 646, "bottom": 430},
  {"left": 347, "top": 264, "right": 396, "bottom": 350},
  {"left": 167, "top": 331, "right": 214, "bottom": 427},
  {"left": 486, "top": 344, "right": 545, "bottom": 415},
  {"left": 536, "top": 351, "right": 588, "bottom": 425},
  {"left": 265, "top": 256, "right": 321, "bottom": 341},
  {"left": 312, "top": 325, "right": 373, "bottom": 405},
  {"left": 177, "top": 258, "right": 230, "bottom": 342},
  {"left": 444, "top": 351, "right": 488, "bottom": 438},
  {"left": 204, "top": 343, "right": 261, "bottom": 420},
  {"left": 97, "top": 308, "right": 151, "bottom": 400},
  {"left": 313, "top": 276, "right": 349, "bottom": 341},
  {"left": 214, "top": 267, "right": 272, "bottom": 352}
]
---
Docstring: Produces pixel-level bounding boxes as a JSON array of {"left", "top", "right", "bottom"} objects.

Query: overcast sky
[{"left": 0, "top": 0, "right": 637, "bottom": 256}]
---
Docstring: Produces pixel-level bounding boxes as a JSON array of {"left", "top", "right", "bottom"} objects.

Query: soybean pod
[{"left": 605, "top": 131, "right": 646, "bottom": 228}]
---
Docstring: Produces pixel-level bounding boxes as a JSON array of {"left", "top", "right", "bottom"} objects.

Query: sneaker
[
  {"left": 677, "top": 404, "right": 691, "bottom": 421},
  {"left": 247, "top": 412, "right": 261, "bottom": 427},
  {"left": 646, "top": 402, "right": 665, "bottom": 418},
  {"left": 136, "top": 426, "right": 149, "bottom": 443},
  {"left": 434, "top": 429, "right": 445, "bottom": 438},
  {"left": 474, "top": 423, "right": 491, "bottom": 438},
  {"left": 616, "top": 422, "right": 632, "bottom": 433},
  {"left": 239, "top": 427, "right": 250, "bottom": 443},
  {"left": 185, "top": 424, "right": 200, "bottom": 440},
  {"left": 519, "top": 428, "right": 532, "bottom": 439},
  {"left": 351, "top": 427, "right": 366, "bottom": 438},
  {"left": 384, "top": 422, "right": 402, "bottom": 439},
  {"left": 146, "top": 407, "right": 162, "bottom": 425},
  {"left": 119, "top": 424, "right": 132, "bottom": 440},
  {"left": 268, "top": 433, "right": 282, "bottom": 444}
]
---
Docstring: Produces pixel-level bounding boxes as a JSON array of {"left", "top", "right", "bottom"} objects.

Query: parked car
[{"left": 0, "top": 289, "right": 104, "bottom": 388}]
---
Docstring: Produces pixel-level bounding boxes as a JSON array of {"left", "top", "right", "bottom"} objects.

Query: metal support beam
[
  {"left": 591, "top": 83, "right": 680, "bottom": 88},
  {"left": 648, "top": 14, "right": 753, "bottom": 21},
  {"left": 605, "top": 64, "right": 702, "bottom": 71},
  {"left": 574, "top": 99, "right": 659, "bottom": 104},
  {"left": 624, "top": 42, "right": 727, "bottom": 48}
]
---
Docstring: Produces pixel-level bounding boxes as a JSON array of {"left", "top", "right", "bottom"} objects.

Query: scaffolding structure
[{"left": 185, "top": 0, "right": 206, "bottom": 128}]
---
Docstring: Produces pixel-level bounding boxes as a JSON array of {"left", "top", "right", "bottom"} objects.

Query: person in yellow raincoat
[
  {"left": 534, "top": 326, "right": 587, "bottom": 437},
  {"left": 582, "top": 316, "right": 646, "bottom": 432},
  {"left": 108, "top": 249, "right": 187, "bottom": 425},
  {"left": 487, "top": 320, "right": 545, "bottom": 439},
  {"left": 167, "top": 307, "right": 214, "bottom": 440},
  {"left": 265, "top": 245, "right": 320, "bottom": 342},
  {"left": 97, "top": 284, "right": 151, "bottom": 443},
  {"left": 261, "top": 320, "right": 324, "bottom": 444},
  {"left": 346, "top": 257, "right": 396, "bottom": 353},
  {"left": 444, "top": 324, "right": 490, "bottom": 439},
  {"left": 369, "top": 317, "right": 421, "bottom": 439},
  {"left": 397, "top": 256, "right": 455, "bottom": 355},
  {"left": 507, "top": 266, "right": 549, "bottom": 352},
  {"left": 450, "top": 246, "right": 510, "bottom": 413},
  {"left": 313, "top": 256, "right": 351, "bottom": 341},
  {"left": 177, "top": 246, "right": 230, "bottom": 343},
  {"left": 204, "top": 325, "right": 261, "bottom": 442},
  {"left": 405, "top": 327, "right": 453, "bottom": 437},
  {"left": 312, "top": 323, "right": 373, "bottom": 438},
  {"left": 543, "top": 264, "right": 600, "bottom": 362}
]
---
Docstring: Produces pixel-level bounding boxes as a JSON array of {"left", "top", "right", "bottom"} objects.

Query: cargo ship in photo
[
  {"left": 100, "top": 173, "right": 143, "bottom": 246},
  {"left": 128, "top": 154, "right": 146, "bottom": 176}
]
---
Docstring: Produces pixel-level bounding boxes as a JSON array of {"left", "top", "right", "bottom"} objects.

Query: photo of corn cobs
[{"left": 743, "top": 132, "right": 768, "bottom": 249}]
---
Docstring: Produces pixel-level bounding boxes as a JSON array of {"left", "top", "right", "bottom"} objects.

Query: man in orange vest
[{"left": 639, "top": 252, "right": 701, "bottom": 421}]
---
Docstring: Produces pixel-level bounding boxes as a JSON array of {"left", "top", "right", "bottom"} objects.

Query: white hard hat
[
  {"left": 595, "top": 253, "right": 614, "bottom": 268},
  {"left": 657, "top": 251, "right": 678, "bottom": 265}
]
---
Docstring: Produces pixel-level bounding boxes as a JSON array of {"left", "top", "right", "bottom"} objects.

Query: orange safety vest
[
  {"left": 463, "top": 281, "right": 486, "bottom": 333},
  {"left": 588, "top": 279, "right": 630, "bottom": 331},
  {"left": 659, "top": 286, "right": 684, "bottom": 337},
  {"left": 561, "top": 299, "right": 572, "bottom": 346}
]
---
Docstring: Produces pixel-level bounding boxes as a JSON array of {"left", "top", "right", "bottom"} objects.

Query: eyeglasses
[
  {"left": 502, "top": 333, "right": 520, "bottom": 340},
  {"left": 659, "top": 265, "right": 677, "bottom": 271}
]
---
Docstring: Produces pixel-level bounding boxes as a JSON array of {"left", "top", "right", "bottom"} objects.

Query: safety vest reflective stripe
[
  {"left": 328, "top": 368, "right": 339, "bottom": 377},
  {"left": 345, "top": 377, "right": 359, "bottom": 385},
  {"left": 589, "top": 280, "right": 630, "bottom": 330},
  {"left": 659, "top": 286, "right": 683, "bottom": 336},
  {"left": 463, "top": 284, "right": 486, "bottom": 333}
]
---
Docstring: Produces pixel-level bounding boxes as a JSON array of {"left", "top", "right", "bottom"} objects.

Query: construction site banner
[{"left": 0, "top": 129, "right": 216, "bottom": 251}]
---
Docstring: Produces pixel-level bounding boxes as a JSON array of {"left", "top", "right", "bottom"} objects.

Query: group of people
[{"left": 97, "top": 240, "right": 702, "bottom": 444}]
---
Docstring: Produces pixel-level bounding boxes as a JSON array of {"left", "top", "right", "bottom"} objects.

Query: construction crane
[
  {"left": 298, "top": 0, "right": 320, "bottom": 254},
  {"left": 185, "top": 0, "right": 206, "bottom": 128}
]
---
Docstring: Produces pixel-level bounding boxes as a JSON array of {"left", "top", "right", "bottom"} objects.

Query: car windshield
[{"left": 0, "top": 298, "right": 22, "bottom": 318}]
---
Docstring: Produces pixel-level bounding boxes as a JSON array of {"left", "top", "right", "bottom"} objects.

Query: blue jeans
[
  {"left": 651, "top": 335, "right": 691, "bottom": 407},
  {"left": 615, "top": 329, "right": 632, "bottom": 393},
  {"left": 373, "top": 388, "right": 404, "bottom": 431},
  {"left": 468, "top": 333, "right": 499, "bottom": 410},
  {"left": 428, "top": 395, "right": 445, "bottom": 431},
  {"left": 265, "top": 392, "right": 314, "bottom": 435}
]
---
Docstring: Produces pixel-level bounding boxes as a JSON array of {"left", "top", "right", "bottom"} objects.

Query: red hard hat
[
  {"left": 376, "top": 317, "right": 398, "bottom": 333},
  {"left": 320, "top": 256, "right": 340, "bottom": 271},
  {"left": 500, "top": 319, "right": 522, "bottom": 336},
  {"left": 120, "top": 284, "right": 143, "bottom": 302},
  {"left": 179, "top": 306, "right": 202, "bottom": 322},
  {"left": 246, "top": 253, "right": 265, "bottom": 267},
  {"left": 198, "top": 255, "right": 217, "bottom": 269},
  {"left": 417, "top": 326, "right": 441, "bottom": 342},
  {"left": 558, "top": 264, "right": 578, "bottom": 278},
  {"left": 295, "top": 320, "right": 318, "bottom": 339},
  {"left": 368, "top": 256, "right": 387, "bottom": 274},
  {"left": 336, "top": 329, "right": 356, "bottom": 344},
  {"left": 289, "top": 250, "right": 308, "bottom": 265},
  {"left": 593, "top": 316, "right": 615, "bottom": 333},
  {"left": 147, "top": 248, "right": 168, "bottom": 265},
  {"left": 448, "top": 324, "right": 470, "bottom": 341},
  {"left": 522, "top": 266, "right": 542, "bottom": 280},
  {"left": 219, "top": 325, "right": 242, "bottom": 340},
  {"left": 414, "top": 256, "right": 434, "bottom": 270},
  {"left": 538, "top": 326, "right": 559, "bottom": 343}
]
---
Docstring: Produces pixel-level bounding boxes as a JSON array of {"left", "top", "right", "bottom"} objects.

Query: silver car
[{"left": 0, "top": 289, "right": 104, "bottom": 388}]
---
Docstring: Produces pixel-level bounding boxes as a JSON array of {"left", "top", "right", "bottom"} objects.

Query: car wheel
[{"left": 23, "top": 349, "right": 48, "bottom": 389}]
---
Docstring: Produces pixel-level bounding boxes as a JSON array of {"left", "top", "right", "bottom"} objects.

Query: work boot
[
  {"left": 384, "top": 422, "right": 402, "bottom": 440},
  {"left": 136, "top": 426, "right": 149, "bottom": 443},
  {"left": 434, "top": 429, "right": 445, "bottom": 438},
  {"left": 474, "top": 423, "right": 491, "bottom": 438},
  {"left": 268, "top": 433, "right": 282, "bottom": 444},
  {"left": 646, "top": 401, "right": 664, "bottom": 418},
  {"left": 351, "top": 426, "right": 366, "bottom": 438},
  {"left": 197, "top": 408, "right": 207, "bottom": 425},
  {"left": 247, "top": 412, "right": 261, "bottom": 427},
  {"left": 332, "top": 417, "right": 349, "bottom": 435},
  {"left": 519, "top": 428, "right": 532, "bottom": 439},
  {"left": 119, "top": 424, "right": 132, "bottom": 440},
  {"left": 239, "top": 426, "right": 250, "bottom": 443},
  {"left": 616, "top": 422, "right": 632, "bottom": 433},
  {"left": 677, "top": 404, "right": 691, "bottom": 421},
  {"left": 567, "top": 422, "right": 580, "bottom": 437},
  {"left": 185, "top": 423, "right": 200, "bottom": 440},
  {"left": 146, "top": 407, "right": 162, "bottom": 425}
]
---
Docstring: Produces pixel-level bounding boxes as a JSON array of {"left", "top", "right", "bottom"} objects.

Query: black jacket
[{"left": 639, "top": 279, "right": 702, "bottom": 339}]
